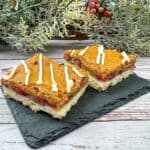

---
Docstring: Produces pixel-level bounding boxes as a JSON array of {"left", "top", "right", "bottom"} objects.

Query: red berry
[
  {"left": 98, "top": 7, "right": 104, "bottom": 13},
  {"left": 89, "top": 1, "right": 96, "bottom": 8},
  {"left": 95, "top": 3, "right": 100, "bottom": 9},
  {"left": 90, "top": 8, "right": 97, "bottom": 14},
  {"left": 102, "top": 10, "right": 110, "bottom": 17}
]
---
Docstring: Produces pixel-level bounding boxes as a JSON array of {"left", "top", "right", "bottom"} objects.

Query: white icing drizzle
[
  {"left": 36, "top": 53, "right": 43, "bottom": 85},
  {"left": 64, "top": 66, "right": 74, "bottom": 93},
  {"left": 21, "top": 60, "right": 28, "bottom": 73},
  {"left": 21, "top": 60, "right": 30, "bottom": 85},
  {"left": 25, "top": 71, "right": 30, "bottom": 86},
  {"left": 101, "top": 52, "right": 105, "bottom": 65},
  {"left": 121, "top": 51, "right": 130, "bottom": 64},
  {"left": 79, "top": 46, "right": 89, "bottom": 56},
  {"left": 72, "top": 67, "right": 85, "bottom": 78},
  {"left": 50, "top": 64, "right": 58, "bottom": 92},
  {"left": 3, "top": 66, "right": 17, "bottom": 80},
  {"left": 96, "top": 45, "right": 105, "bottom": 65}
]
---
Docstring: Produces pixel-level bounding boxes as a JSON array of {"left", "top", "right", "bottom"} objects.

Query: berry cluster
[{"left": 87, "top": 0, "right": 110, "bottom": 18}]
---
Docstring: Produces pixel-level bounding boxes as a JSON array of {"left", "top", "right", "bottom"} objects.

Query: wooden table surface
[{"left": 0, "top": 43, "right": 150, "bottom": 150}]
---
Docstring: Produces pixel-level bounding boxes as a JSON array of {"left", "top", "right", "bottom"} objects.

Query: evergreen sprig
[
  {"left": 0, "top": 0, "right": 149, "bottom": 56},
  {"left": 104, "top": 0, "right": 150, "bottom": 56}
]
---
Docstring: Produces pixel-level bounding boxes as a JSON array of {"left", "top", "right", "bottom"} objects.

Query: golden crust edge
[
  {"left": 2, "top": 84, "right": 88, "bottom": 119},
  {"left": 64, "top": 60, "right": 134, "bottom": 91},
  {"left": 88, "top": 70, "right": 134, "bottom": 91}
]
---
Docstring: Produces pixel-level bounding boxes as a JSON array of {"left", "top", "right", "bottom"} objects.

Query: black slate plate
[{"left": 1, "top": 74, "right": 150, "bottom": 148}]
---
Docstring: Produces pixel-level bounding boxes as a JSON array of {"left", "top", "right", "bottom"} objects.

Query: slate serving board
[{"left": 1, "top": 74, "right": 150, "bottom": 148}]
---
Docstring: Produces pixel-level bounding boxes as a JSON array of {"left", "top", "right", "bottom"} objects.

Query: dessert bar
[
  {"left": 1, "top": 54, "right": 88, "bottom": 119},
  {"left": 64, "top": 45, "right": 136, "bottom": 91}
]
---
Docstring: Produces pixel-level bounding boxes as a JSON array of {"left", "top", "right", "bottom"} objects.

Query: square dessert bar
[
  {"left": 1, "top": 54, "right": 88, "bottom": 119},
  {"left": 64, "top": 45, "right": 137, "bottom": 91}
]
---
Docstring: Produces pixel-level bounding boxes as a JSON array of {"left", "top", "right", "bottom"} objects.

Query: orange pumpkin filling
[
  {"left": 1, "top": 54, "right": 88, "bottom": 110},
  {"left": 64, "top": 45, "right": 137, "bottom": 81}
]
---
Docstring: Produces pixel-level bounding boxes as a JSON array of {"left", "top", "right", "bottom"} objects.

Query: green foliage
[
  {"left": 0, "top": 0, "right": 150, "bottom": 56},
  {"left": 0, "top": 0, "right": 72, "bottom": 51},
  {"left": 95, "top": 0, "right": 150, "bottom": 56}
]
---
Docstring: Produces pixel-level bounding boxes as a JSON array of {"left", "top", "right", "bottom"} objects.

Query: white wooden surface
[{"left": 0, "top": 46, "right": 150, "bottom": 150}]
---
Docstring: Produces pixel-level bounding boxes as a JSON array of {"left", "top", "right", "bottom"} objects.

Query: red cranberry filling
[
  {"left": 95, "top": 72, "right": 117, "bottom": 81},
  {"left": 80, "top": 77, "right": 88, "bottom": 87},
  {"left": 64, "top": 54, "right": 72, "bottom": 61},
  {"left": 36, "top": 96, "right": 48, "bottom": 106},
  {"left": 75, "top": 59, "right": 81, "bottom": 67},
  {"left": 95, "top": 73, "right": 107, "bottom": 81},
  {"left": 107, "top": 72, "right": 116, "bottom": 80},
  {"left": 13, "top": 87, "right": 28, "bottom": 96}
]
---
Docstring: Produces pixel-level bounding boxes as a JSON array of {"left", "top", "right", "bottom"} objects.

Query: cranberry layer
[
  {"left": 64, "top": 54, "right": 136, "bottom": 82},
  {"left": 3, "top": 76, "right": 88, "bottom": 109}
]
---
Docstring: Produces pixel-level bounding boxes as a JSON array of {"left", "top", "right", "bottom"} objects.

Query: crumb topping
[
  {"left": 21, "top": 60, "right": 30, "bottom": 85},
  {"left": 1, "top": 54, "right": 88, "bottom": 109},
  {"left": 64, "top": 45, "right": 137, "bottom": 79}
]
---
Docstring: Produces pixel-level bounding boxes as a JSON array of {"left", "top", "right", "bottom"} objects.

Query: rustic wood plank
[
  {"left": 0, "top": 121, "right": 150, "bottom": 150},
  {"left": 0, "top": 100, "right": 15, "bottom": 124},
  {"left": 97, "top": 93, "right": 150, "bottom": 121}
]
